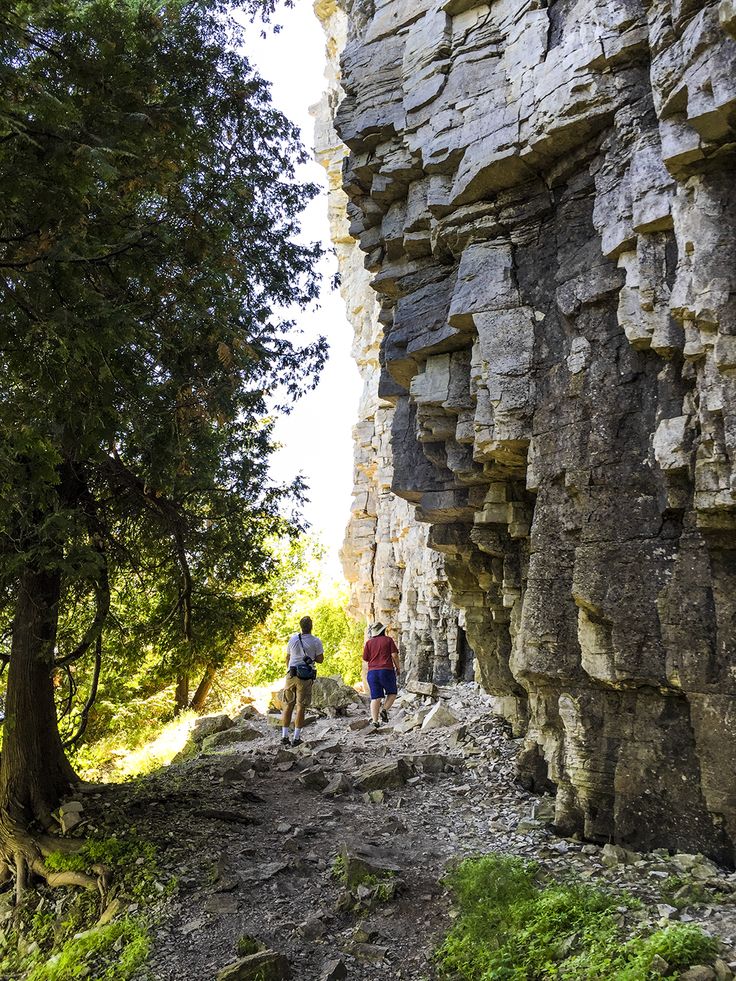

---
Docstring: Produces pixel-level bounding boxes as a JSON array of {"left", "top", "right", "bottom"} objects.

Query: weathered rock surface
[
  {"left": 314, "top": 0, "right": 475, "bottom": 688},
  {"left": 317, "top": 0, "right": 736, "bottom": 861},
  {"left": 217, "top": 951, "right": 291, "bottom": 981}
]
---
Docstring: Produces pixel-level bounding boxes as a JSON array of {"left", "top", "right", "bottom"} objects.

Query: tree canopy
[{"left": 0, "top": 0, "right": 326, "bottom": 887}]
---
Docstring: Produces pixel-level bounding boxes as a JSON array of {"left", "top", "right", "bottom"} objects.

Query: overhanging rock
[{"left": 315, "top": 0, "right": 736, "bottom": 863}]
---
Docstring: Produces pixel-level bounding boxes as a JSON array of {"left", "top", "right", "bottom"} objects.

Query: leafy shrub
[{"left": 436, "top": 853, "right": 718, "bottom": 980}]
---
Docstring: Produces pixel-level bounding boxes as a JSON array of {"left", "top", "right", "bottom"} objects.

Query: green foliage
[
  {"left": 0, "top": 0, "right": 326, "bottom": 757},
  {"left": 331, "top": 853, "right": 347, "bottom": 882},
  {"left": 0, "top": 832, "right": 164, "bottom": 979},
  {"left": 235, "top": 540, "right": 365, "bottom": 686},
  {"left": 436, "top": 853, "right": 719, "bottom": 980},
  {"left": 45, "top": 831, "right": 166, "bottom": 902},
  {"left": 618, "top": 925, "right": 719, "bottom": 980},
  {"left": 26, "top": 919, "right": 149, "bottom": 981}
]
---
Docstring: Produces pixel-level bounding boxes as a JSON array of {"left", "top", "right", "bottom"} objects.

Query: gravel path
[{"left": 83, "top": 684, "right": 736, "bottom": 981}]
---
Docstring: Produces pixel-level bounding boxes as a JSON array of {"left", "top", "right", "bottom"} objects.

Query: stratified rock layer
[
  {"left": 314, "top": 0, "right": 473, "bottom": 686},
  {"left": 322, "top": 0, "right": 736, "bottom": 861}
]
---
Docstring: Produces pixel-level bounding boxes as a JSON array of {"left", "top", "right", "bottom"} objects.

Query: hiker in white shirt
[{"left": 280, "top": 616, "right": 324, "bottom": 747}]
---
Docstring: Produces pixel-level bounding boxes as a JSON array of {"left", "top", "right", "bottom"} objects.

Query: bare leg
[
  {"left": 281, "top": 702, "right": 294, "bottom": 729},
  {"left": 370, "top": 698, "right": 382, "bottom": 723},
  {"left": 295, "top": 703, "right": 306, "bottom": 729},
  {"left": 383, "top": 693, "right": 397, "bottom": 716}
]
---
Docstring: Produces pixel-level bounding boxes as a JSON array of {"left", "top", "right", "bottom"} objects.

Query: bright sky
[{"left": 241, "top": 2, "right": 361, "bottom": 581}]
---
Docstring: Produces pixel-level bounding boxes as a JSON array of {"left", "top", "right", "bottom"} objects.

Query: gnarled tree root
[{"left": 1, "top": 818, "right": 104, "bottom": 904}]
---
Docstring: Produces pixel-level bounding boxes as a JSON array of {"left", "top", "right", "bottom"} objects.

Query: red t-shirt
[{"left": 362, "top": 635, "right": 398, "bottom": 671}]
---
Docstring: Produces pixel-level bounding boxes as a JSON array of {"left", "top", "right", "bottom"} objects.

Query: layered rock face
[
  {"left": 314, "top": 0, "right": 473, "bottom": 685},
  {"left": 321, "top": 0, "right": 736, "bottom": 861}
]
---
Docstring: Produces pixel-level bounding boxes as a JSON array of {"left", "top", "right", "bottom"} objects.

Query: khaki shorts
[{"left": 282, "top": 673, "right": 314, "bottom": 708}]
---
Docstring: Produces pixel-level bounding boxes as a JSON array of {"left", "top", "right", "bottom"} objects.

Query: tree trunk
[
  {"left": 0, "top": 564, "right": 82, "bottom": 895},
  {"left": 174, "top": 671, "right": 189, "bottom": 714},
  {"left": 190, "top": 664, "right": 216, "bottom": 713},
  {"left": 0, "top": 565, "right": 76, "bottom": 824}
]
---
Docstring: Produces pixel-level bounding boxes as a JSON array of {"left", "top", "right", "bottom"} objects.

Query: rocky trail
[{"left": 73, "top": 682, "right": 736, "bottom": 981}]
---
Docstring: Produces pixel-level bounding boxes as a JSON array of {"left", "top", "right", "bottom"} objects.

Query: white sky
[{"left": 242, "top": 2, "right": 361, "bottom": 580}]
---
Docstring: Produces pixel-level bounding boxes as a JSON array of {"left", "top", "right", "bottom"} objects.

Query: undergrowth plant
[
  {"left": 0, "top": 831, "right": 170, "bottom": 981},
  {"left": 436, "top": 853, "right": 719, "bottom": 980}
]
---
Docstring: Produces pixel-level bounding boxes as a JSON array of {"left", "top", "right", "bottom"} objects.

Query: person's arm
[
  {"left": 315, "top": 641, "right": 324, "bottom": 664},
  {"left": 391, "top": 638, "right": 400, "bottom": 675},
  {"left": 362, "top": 642, "right": 369, "bottom": 687}
]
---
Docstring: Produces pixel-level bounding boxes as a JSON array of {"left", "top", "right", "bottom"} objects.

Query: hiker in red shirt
[{"left": 362, "top": 621, "right": 401, "bottom": 728}]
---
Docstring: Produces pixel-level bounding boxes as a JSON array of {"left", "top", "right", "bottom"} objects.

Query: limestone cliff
[
  {"left": 314, "top": 0, "right": 473, "bottom": 685},
  {"left": 317, "top": 0, "right": 736, "bottom": 862}
]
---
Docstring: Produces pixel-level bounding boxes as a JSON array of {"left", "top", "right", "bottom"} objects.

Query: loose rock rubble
[{"left": 68, "top": 684, "right": 736, "bottom": 980}]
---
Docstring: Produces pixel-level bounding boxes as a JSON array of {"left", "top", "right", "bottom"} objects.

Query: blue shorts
[{"left": 367, "top": 668, "right": 397, "bottom": 700}]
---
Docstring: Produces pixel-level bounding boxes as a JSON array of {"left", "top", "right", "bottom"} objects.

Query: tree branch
[{"left": 62, "top": 634, "right": 102, "bottom": 749}]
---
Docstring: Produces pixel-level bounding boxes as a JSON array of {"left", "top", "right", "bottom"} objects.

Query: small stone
[
  {"left": 656, "top": 903, "right": 678, "bottom": 921},
  {"left": 679, "top": 968, "right": 716, "bottom": 981},
  {"left": 650, "top": 954, "right": 670, "bottom": 976},
  {"left": 323, "top": 773, "right": 353, "bottom": 796},
  {"left": 420, "top": 703, "right": 459, "bottom": 731},
  {"left": 321, "top": 958, "right": 348, "bottom": 981},
  {"left": 354, "top": 759, "right": 409, "bottom": 791},
  {"left": 58, "top": 802, "right": 84, "bottom": 833},
  {"left": 581, "top": 844, "right": 599, "bottom": 856},
  {"left": 298, "top": 767, "right": 329, "bottom": 791},
  {"left": 206, "top": 893, "right": 239, "bottom": 915},
  {"left": 299, "top": 914, "right": 327, "bottom": 940},
  {"left": 339, "top": 844, "right": 401, "bottom": 886},
  {"left": 601, "top": 843, "right": 629, "bottom": 867},
  {"left": 349, "top": 719, "right": 370, "bottom": 731},
  {"left": 217, "top": 950, "right": 291, "bottom": 981}
]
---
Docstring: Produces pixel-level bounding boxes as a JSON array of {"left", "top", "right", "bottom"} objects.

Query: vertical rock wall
[
  {"left": 319, "top": 0, "right": 736, "bottom": 861},
  {"left": 314, "top": 0, "right": 471, "bottom": 685}
]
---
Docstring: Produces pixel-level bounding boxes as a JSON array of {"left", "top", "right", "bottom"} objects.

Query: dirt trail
[{"left": 83, "top": 683, "right": 736, "bottom": 981}]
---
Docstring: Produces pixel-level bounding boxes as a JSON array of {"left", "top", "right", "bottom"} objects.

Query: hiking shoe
[
  {"left": 380, "top": 709, "right": 389, "bottom": 723},
  {"left": 372, "top": 721, "right": 381, "bottom": 730},
  {"left": 280, "top": 736, "right": 291, "bottom": 747},
  {"left": 292, "top": 737, "right": 303, "bottom": 747}
]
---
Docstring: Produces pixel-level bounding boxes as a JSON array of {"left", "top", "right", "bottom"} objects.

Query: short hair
[{"left": 300, "top": 616, "right": 313, "bottom": 633}]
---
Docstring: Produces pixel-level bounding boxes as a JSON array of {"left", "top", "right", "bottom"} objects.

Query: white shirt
[{"left": 287, "top": 632, "right": 324, "bottom": 668}]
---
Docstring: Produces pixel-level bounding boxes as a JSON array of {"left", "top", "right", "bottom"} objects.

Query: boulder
[
  {"left": 202, "top": 725, "right": 262, "bottom": 751},
  {"left": 405, "top": 680, "right": 437, "bottom": 698},
  {"left": 193, "top": 714, "right": 235, "bottom": 743},
  {"left": 601, "top": 843, "right": 629, "bottom": 867},
  {"left": 353, "top": 759, "right": 409, "bottom": 791},
  {"left": 339, "top": 844, "right": 401, "bottom": 886},
  {"left": 298, "top": 767, "right": 329, "bottom": 790},
  {"left": 217, "top": 951, "right": 291, "bottom": 981},
  {"left": 310, "top": 676, "right": 363, "bottom": 711},
  {"left": 404, "top": 753, "right": 451, "bottom": 774},
  {"left": 679, "top": 969, "right": 717, "bottom": 981},
  {"left": 420, "top": 703, "right": 459, "bottom": 731}
]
